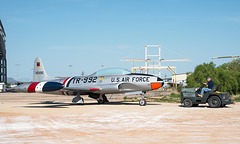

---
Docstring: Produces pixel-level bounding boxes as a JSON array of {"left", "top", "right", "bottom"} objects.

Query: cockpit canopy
[{"left": 91, "top": 68, "right": 131, "bottom": 76}]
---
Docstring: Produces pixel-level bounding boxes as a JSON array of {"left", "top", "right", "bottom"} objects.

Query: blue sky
[{"left": 0, "top": 0, "right": 240, "bottom": 81}]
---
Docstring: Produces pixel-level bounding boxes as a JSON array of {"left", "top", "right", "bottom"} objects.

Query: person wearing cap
[{"left": 198, "top": 77, "right": 214, "bottom": 97}]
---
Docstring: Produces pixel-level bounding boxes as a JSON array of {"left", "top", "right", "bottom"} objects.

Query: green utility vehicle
[{"left": 181, "top": 84, "right": 233, "bottom": 108}]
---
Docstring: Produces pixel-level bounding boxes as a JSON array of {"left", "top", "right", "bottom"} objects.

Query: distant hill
[{"left": 7, "top": 77, "right": 18, "bottom": 85}]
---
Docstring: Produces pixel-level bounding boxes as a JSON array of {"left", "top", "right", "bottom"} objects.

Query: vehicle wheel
[
  {"left": 208, "top": 96, "right": 221, "bottom": 108},
  {"left": 98, "top": 99, "right": 105, "bottom": 104},
  {"left": 192, "top": 104, "right": 199, "bottom": 107},
  {"left": 183, "top": 99, "right": 193, "bottom": 107},
  {"left": 221, "top": 104, "right": 226, "bottom": 107},
  {"left": 139, "top": 99, "right": 147, "bottom": 106}
]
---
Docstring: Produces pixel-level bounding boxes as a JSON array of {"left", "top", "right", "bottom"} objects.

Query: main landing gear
[
  {"left": 72, "top": 92, "right": 84, "bottom": 104},
  {"left": 139, "top": 92, "right": 147, "bottom": 106},
  {"left": 97, "top": 94, "right": 109, "bottom": 104}
]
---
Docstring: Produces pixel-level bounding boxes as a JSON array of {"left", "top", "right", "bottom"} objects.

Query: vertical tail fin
[{"left": 33, "top": 57, "right": 52, "bottom": 82}]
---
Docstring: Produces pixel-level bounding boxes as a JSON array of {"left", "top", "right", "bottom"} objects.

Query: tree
[
  {"left": 187, "top": 62, "right": 217, "bottom": 87},
  {"left": 215, "top": 67, "right": 238, "bottom": 94},
  {"left": 220, "top": 58, "right": 240, "bottom": 72},
  {"left": 186, "top": 59, "right": 240, "bottom": 95},
  {"left": 219, "top": 59, "right": 240, "bottom": 93}
]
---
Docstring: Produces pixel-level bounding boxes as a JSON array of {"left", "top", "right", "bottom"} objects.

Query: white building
[{"left": 172, "top": 73, "right": 187, "bottom": 83}]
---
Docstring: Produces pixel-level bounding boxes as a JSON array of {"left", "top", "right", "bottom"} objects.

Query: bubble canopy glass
[{"left": 91, "top": 68, "right": 131, "bottom": 76}]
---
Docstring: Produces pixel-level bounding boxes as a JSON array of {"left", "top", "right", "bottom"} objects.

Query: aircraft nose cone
[
  {"left": 157, "top": 77, "right": 164, "bottom": 87},
  {"left": 157, "top": 77, "right": 163, "bottom": 81},
  {"left": 151, "top": 77, "right": 164, "bottom": 90},
  {"left": 42, "top": 82, "right": 64, "bottom": 92},
  {"left": 151, "top": 83, "right": 162, "bottom": 90},
  {"left": 157, "top": 77, "right": 164, "bottom": 86}
]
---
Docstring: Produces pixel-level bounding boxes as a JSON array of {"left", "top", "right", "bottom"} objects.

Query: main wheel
[
  {"left": 208, "top": 96, "right": 221, "bottom": 108},
  {"left": 139, "top": 99, "right": 147, "bottom": 106},
  {"left": 72, "top": 97, "right": 84, "bottom": 104},
  {"left": 76, "top": 98, "right": 84, "bottom": 104},
  {"left": 183, "top": 99, "right": 193, "bottom": 107},
  {"left": 102, "top": 94, "right": 109, "bottom": 103},
  {"left": 97, "top": 99, "right": 105, "bottom": 104}
]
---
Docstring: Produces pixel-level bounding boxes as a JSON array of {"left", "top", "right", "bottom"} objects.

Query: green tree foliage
[
  {"left": 187, "top": 59, "right": 240, "bottom": 95},
  {"left": 220, "top": 58, "right": 240, "bottom": 72}
]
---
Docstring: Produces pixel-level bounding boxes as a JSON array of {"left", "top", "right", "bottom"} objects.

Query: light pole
[
  {"left": 212, "top": 56, "right": 239, "bottom": 65},
  {"left": 212, "top": 56, "right": 239, "bottom": 59}
]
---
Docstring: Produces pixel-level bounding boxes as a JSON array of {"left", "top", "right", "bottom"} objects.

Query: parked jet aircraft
[{"left": 11, "top": 57, "right": 164, "bottom": 106}]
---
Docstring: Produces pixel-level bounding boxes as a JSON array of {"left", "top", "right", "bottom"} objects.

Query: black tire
[
  {"left": 192, "top": 104, "right": 199, "bottom": 107},
  {"left": 81, "top": 98, "right": 84, "bottom": 103},
  {"left": 72, "top": 97, "right": 77, "bottom": 103},
  {"left": 139, "top": 99, "right": 147, "bottom": 106},
  {"left": 208, "top": 96, "right": 221, "bottom": 108},
  {"left": 98, "top": 99, "right": 105, "bottom": 104},
  {"left": 102, "top": 94, "right": 109, "bottom": 103},
  {"left": 183, "top": 99, "right": 193, "bottom": 107}
]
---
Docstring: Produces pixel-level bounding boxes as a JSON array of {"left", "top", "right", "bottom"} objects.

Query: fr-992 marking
[{"left": 72, "top": 77, "right": 97, "bottom": 84}]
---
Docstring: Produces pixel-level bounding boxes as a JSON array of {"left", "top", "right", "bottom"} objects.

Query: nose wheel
[
  {"left": 139, "top": 98, "right": 147, "bottom": 106},
  {"left": 139, "top": 92, "right": 147, "bottom": 106}
]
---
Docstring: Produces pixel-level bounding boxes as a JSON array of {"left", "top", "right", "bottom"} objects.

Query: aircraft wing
[{"left": 63, "top": 86, "right": 101, "bottom": 91}]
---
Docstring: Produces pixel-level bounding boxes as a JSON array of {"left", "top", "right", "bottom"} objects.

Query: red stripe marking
[
  {"left": 28, "top": 82, "right": 40, "bottom": 92},
  {"left": 90, "top": 88, "right": 100, "bottom": 91},
  {"left": 63, "top": 77, "right": 70, "bottom": 85}
]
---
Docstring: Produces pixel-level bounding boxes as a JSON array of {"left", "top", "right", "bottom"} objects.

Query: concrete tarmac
[{"left": 0, "top": 93, "right": 240, "bottom": 144}]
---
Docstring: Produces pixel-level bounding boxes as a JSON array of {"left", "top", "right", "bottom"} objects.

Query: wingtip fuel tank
[{"left": 11, "top": 82, "right": 64, "bottom": 92}]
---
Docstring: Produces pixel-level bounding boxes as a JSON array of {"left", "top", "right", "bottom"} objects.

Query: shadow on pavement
[
  {"left": 178, "top": 105, "right": 232, "bottom": 109},
  {"left": 22, "top": 101, "right": 161, "bottom": 108}
]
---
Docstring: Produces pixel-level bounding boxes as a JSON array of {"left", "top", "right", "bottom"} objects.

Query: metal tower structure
[
  {"left": 124, "top": 45, "right": 190, "bottom": 88},
  {"left": 145, "top": 45, "right": 161, "bottom": 76},
  {"left": 0, "top": 20, "right": 7, "bottom": 84}
]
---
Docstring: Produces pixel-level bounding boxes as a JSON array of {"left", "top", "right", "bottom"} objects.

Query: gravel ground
[{"left": 0, "top": 93, "right": 240, "bottom": 144}]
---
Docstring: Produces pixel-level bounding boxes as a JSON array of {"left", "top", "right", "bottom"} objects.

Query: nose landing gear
[{"left": 139, "top": 92, "right": 147, "bottom": 106}]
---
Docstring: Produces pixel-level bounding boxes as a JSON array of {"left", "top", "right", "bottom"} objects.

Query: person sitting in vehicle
[{"left": 198, "top": 77, "right": 214, "bottom": 97}]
